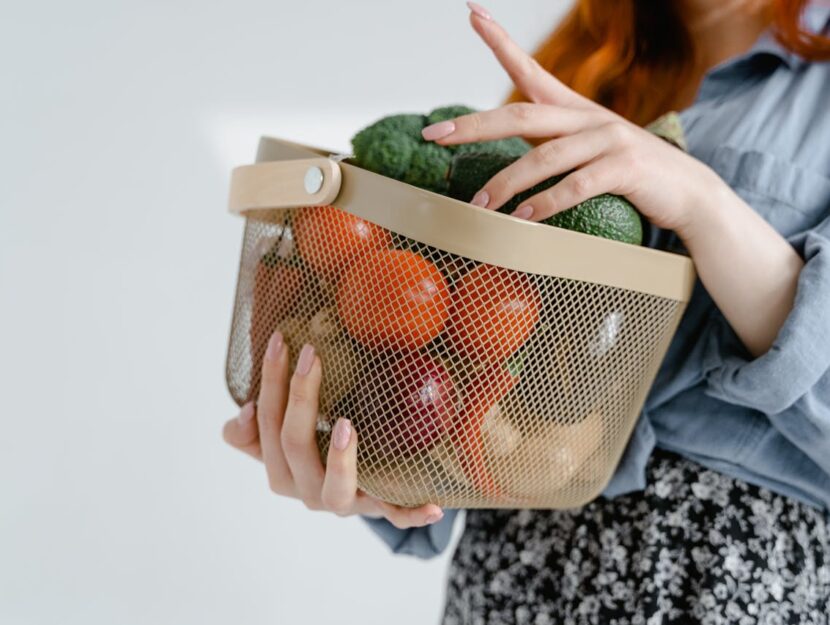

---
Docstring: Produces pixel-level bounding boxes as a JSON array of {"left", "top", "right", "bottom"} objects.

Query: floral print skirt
[{"left": 441, "top": 448, "right": 830, "bottom": 625}]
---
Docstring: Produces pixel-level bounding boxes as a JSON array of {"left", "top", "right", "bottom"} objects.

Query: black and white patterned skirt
[{"left": 441, "top": 448, "right": 830, "bottom": 625}]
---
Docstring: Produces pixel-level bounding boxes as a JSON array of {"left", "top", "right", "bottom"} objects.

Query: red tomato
[
  {"left": 448, "top": 264, "right": 541, "bottom": 365},
  {"left": 337, "top": 249, "right": 450, "bottom": 351},
  {"left": 293, "top": 205, "right": 391, "bottom": 282}
]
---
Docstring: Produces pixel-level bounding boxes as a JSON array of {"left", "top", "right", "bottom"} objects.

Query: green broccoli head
[
  {"left": 351, "top": 114, "right": 426, "bottom": 179},
  {"left": 403, "top": 143, "right": 453, "bottom": 193},
  {"left": 350, "top": 107, "right": 530, "bottom": 194},
  {"left": 426, "top": 105, "right": 477, "bottom": 126},
  {"left": 455, "top": 136, "right": 533, "bottom": 158}
]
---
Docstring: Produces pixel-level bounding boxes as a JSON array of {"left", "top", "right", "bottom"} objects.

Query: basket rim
[{"left": 237, "top": 136, "right": 696, "bottom": 302}]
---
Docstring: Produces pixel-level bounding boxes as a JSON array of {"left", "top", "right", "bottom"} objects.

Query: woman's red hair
[{"left": 507, "top": 0, "right": 830, "bottom": 126}]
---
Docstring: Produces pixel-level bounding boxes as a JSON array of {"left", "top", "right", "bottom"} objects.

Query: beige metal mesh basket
[{"left": 225, "top": 136, "right": 696, "bottom": 509}]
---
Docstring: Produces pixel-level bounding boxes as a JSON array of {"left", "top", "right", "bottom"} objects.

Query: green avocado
[{"left": 448, "top": 152, "right": 643, "bottom": 246}]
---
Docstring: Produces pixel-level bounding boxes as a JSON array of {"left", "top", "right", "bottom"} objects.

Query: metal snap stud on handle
[
  {"left": 304, "top": 166, "right": 324, "bottom": 195},
  {"left": 228, "top": 158, "right": 342, "bottom": 215}
]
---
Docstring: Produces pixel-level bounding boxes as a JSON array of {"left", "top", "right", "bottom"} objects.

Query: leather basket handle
[{"left": 228, "top": 157, "right": 342, "bottom": 216}]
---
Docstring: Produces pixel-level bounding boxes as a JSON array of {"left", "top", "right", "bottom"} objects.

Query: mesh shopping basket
[{"left": 225, "top": 136, "right": 696, "bottom": 509}]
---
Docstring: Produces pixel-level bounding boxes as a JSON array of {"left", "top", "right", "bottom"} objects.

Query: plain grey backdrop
[{"left": 0, "top": 1, "right": 569, "bottom": 623}]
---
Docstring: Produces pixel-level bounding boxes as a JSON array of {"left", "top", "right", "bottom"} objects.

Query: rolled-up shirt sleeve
[
  {"left": 359, "top": 508, "right": 460, "bottom": 559},
  {"left": 702, "top": 219, "right": 830, "bottom": 472}
]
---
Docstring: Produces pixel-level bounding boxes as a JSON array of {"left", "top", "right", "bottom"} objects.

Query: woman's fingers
[
  {"left": 222, "top": 401, "right": 262, "bottom": 460},
  {"left": 374, "top": 499, "right": 445, "bottom": 530},
  {"left": 320, "top": 418, "right": 359, "bottom": 515},
  {"left": 424, "top": 103, "right": 600, "bottom": 146},
  {"left": 256, "top": 331, "right": 296, "bottom": 496},
  {"left": 513, "top": 156, "right": 627, "bottom": 222},
  {"left": 473, "top": 127, "right": 611, "bottom": 212},
  {"left": 467, "top": 2, "right": 596, "bottom": 110},
  {"left": 280, "top": 344, "right": 326, "bottom": 509}
]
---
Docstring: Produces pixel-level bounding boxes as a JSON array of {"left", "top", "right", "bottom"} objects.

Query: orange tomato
[
  {"left": 293, "top": 205, "right": 391, "bottom": 282},
  {"left": 448, "top": 264, "right": 541, "bottom": 365},
  {"left": 337, "top": 249, "right": 450, "bottom": 351}
]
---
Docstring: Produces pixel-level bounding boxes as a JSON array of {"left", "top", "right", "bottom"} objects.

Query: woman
[{"left": 223, "top": 0, "right": 830, "bottom": 622}]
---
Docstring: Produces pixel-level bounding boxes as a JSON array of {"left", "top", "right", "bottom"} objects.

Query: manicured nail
[
  {"left": 332, "top": 418, "right": 352, "bottom": 451},
  {"left": 470, "top": 190, "right": 490, "bottom": 208},
  {"left": 266, "top": 331, "right": 283, "bottom": 361},
  {"left": 425, "top": 511, "right": 444, "bottom": 524},
  {"left": 512, "top": 205, "right": 534, "bottom": 220},
  {"left": 467, "top": 1, "right": 492, "bottom": 20},
  {"left": 238, "top": 401, "right": 255, "bottom": 425},
  {"left": 421, "top": 121, "right": 456, "bottom": 141},
  {"left": 296, "top": 343, "right": 315, "bottom": 376}
]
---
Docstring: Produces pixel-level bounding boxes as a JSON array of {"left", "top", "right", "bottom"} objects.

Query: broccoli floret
[
  {"left": 455, "top": 136, "right": 533, "bottom": 158},
  {"left": 427, "top": 105, "right": 532, "bottom": 157},
  {"left": 426, "top": 105, "right": 477, "bottom": 126},
  {"left": 351, "top": 114, "right": 426, "bottom": 179},
  {"left": 350, "top": 107, "right": 529, "bottom": 193},
  {"left": 403, "top": 143, "right": 453, "bottom": 193}
]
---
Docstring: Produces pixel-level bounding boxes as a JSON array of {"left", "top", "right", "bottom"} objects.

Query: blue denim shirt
[{"left": 362, "top": 5, "right": 830, "bottom": 558}]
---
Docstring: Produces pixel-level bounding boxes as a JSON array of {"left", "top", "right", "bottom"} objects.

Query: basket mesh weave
[{"left": 226, "top": 206, "right": 683, "bottom": 509}]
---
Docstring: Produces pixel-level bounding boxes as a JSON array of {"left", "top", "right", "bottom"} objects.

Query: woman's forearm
[{"left": 678, "top": 170, "right": 804, "bottom": 358}]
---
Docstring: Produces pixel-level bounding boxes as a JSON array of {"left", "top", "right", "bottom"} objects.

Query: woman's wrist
[
  {"left": 672, "top": 162, "right": 735, "bottom": 247},
  {"left": 669, "top": 165, "right": 803, "bottom": 357}
]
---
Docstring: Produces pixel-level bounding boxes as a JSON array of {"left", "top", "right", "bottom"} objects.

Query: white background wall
[{"left": 0, "top": 1, "right": 569, "bottom": 623}]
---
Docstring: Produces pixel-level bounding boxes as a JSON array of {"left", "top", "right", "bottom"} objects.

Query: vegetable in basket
[
  {"left": 355, "top": 352, "right": 459, "bottom": 456},
  {"left": 248, "top": 232, "right": 305, "bottom": 401},
  {"left": 293, "top": 204, "right": 391, "bottom": 283},
  {"left": 447, "top": 152, "right": 644, "bottom": 245},
  {"left": 447, "top": 353, "right": 523, "bottom": 498},
  {"left": 447, "top": 263, "right": 541, "bottom": 365},
  {"left": 351, "top": 105, "right": 532, "bottom": 194},
  {"left": 277, "top": 309, "right": 358, "bottom": 413},
  {"left": 351, "top": 105, "right": 642, "bottom": 245},
  {"left": 336, "top": 248, "right": 450, "bottom": 351}
]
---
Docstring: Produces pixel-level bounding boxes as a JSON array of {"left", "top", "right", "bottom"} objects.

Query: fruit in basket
[
  {"left": 356, "top": 352, "right": 459, "bottom": 455},
  {"left": 277, "top": 309, "right": 358, "bottom": 413},
  {"left": 447, "top": 153, "right": 644, "bottom": 245},
  {"left": 336, "top": 248, "right": 450, "bottom": 351},
  {"left": 293, "top": 204, "right": 391, "bottom": 283},
  {"left": 350, "top": 105, "right": 532, "bottom": 194},
  {"left": 447, "top": 264, "right": 541, "bottom": 365}
]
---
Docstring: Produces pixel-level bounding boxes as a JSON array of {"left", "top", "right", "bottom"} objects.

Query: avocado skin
[{"left": 448, "top": 152, "right": 644, "bottom": 246}]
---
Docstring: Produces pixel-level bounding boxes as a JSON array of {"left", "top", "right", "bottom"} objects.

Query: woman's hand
[
  {"left": 222, "top": 331, "right": 445, "bottom": 529},
  {"left": 422, "top": 2, "right": 724, "bottom": 239},
  {"left": 442, "top": 2, "right": 804, "bottom": 359}
]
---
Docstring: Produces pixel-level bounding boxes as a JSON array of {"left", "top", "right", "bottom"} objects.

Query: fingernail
[
  {"left": 421, "top": 120, "right": 456, "bottom": 141},
  {"left": 467, "top": 1, "right": 492, "bottom": 20},
  {"left": 332, "top": 418, "right": 352, "bottom": 451},
  {"left": 470, "top": 190, "right": 490, "bottom": 208},
  {"left": 238, "top": 401, "right": 255, "bottom": 425},
  {"left": 425, "top": 511, "right": 444, "bottom": 524},
  {"left": 266, "top": 331, "right": 283, "bottom": 361},
  {"left": 296, "top": 343, "right": 315, "bottom": 376},
  {"left": 511, "top": 205, "right": 533, "bottom": 220}
]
